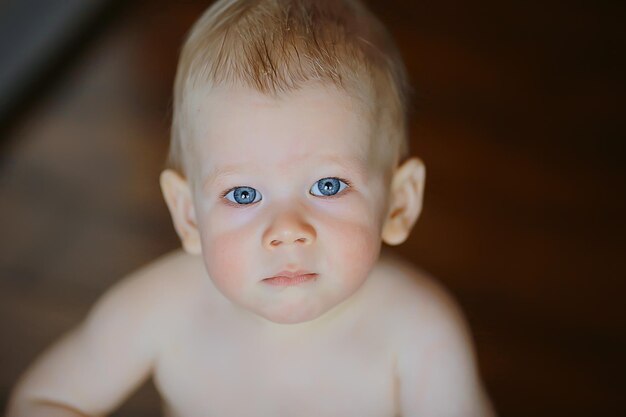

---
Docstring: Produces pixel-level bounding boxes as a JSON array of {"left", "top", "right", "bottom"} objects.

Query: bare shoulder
[
  {"left": 373, "top": 250, "right": 495, "bottom": 416},
  {"left": 82, "top": 248, "right": 208, "bottom": 345},
  {"left": 373, "top": 249, "right": 464, "bottom": 326},
  {"left": 74, "top": 249, "right": 210, "bottom": 378},
  {"left": 105, "top": 248, "right": 206, "bottom": 302},
  {"left": 369, "top": 249, "right": 475, "bottom": 357}
]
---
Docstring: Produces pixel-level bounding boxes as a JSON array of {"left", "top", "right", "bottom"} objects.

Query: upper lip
[{"left": 266, "top": 270, "right": 316, "bottom": 279}]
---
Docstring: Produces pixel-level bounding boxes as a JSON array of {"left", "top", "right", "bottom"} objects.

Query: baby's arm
[
  {"left": 6, "top": 262, "right": 167, "bottom": 417},
  {"left": 394, "top": 275, "right": 496, "bottom": 417}
]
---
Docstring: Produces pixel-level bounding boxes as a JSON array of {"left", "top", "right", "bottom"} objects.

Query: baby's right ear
[{"left": 159, "top": 169, "right": 202, "bottom": 255}]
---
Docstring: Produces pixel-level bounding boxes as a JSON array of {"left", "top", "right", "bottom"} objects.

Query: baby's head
[{"left": 160, "top": 0, "right": 425, "bottom": 325}]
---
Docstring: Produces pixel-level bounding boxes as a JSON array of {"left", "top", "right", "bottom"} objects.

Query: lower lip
[{"left": 263, "top": 274, "right": 318, "bottom": 286}]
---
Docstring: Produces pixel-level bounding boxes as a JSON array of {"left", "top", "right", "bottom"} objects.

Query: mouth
[{"left": 262, "top": 271, "right": 318, "bottom": 287}]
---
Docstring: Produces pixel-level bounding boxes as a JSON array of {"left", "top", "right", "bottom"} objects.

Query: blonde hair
[{"left": 167, "top": 0, "right": 411, "bottom": 182}]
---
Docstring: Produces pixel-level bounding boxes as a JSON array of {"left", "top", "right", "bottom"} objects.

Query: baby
[{"left": 7, "top": 0, "right": 495, "bottom": 416}]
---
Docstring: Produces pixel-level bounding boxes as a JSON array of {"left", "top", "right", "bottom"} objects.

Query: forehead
[{"left": 188, "top": 84, "right": 373, "bottom": 182}]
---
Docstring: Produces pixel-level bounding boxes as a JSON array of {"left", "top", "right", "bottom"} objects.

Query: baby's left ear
[{"left": 381, "top": 157, "right": 426, "bottom": 246}]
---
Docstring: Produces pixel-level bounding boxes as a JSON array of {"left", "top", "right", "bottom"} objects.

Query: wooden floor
[{"left": 1, "top": 1, "right": 624, "bottom": 416}]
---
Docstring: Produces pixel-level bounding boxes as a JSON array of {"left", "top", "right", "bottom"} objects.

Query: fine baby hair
[{"left": 168, "top": 0, "right": 411, "bottom": 185}]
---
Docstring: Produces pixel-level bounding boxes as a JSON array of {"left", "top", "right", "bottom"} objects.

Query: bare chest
[{"left": 153, "top": 316, "right": 398, "bottom": 417}]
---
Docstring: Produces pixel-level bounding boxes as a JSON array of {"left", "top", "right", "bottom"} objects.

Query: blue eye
[
  {"left": 310, "top": 177, "right": 350, "bottom": 197},
  {"left": 223, "top": 186, "right": 261, "bottom": 205}
]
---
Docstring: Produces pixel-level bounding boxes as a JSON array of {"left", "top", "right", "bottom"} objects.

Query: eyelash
[{"left": 220, "top": 177, "right": 353, "bottom": 206}]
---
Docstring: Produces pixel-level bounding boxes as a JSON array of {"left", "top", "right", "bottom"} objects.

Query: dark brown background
[{"left": 1, "top": 1, "right": 624, "bottom": 416}]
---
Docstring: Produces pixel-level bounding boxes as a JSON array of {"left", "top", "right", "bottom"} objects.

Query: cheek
[
  {"left": 324, "top": 212, "right": 382, "bottom": 288},
  {"left": 200, "top": 229, "right": 249, "bottom": 297},
  {"left": 195, "top": 199, "right": 259, "bottom": 288}
]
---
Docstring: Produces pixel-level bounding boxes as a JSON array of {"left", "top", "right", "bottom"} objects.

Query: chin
[{"left": 259, "top": 306, "right": 325, "bottom": 325}]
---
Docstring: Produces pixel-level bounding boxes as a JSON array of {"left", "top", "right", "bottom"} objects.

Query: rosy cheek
[
  {"left": 326, "top": 219, "right": 381, "bottom": 288},
  {"left": 202, "top": 230, "right": 248, "bottom": 296}
]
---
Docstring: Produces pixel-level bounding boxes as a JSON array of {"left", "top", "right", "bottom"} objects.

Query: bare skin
[
  {"left": 7, "top": 248, "right": 494, "bottom": 417},
  {"left": 7, "top": 85, "right": 495, "bottom": 416}
]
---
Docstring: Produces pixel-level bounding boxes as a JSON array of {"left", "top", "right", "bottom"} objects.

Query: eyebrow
[{"left": 203, "top": 154, "right": 367, "bottom": 191}]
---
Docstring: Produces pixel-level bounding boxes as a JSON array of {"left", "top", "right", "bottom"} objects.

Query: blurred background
[{"left": 0, "top": 0, "right": 624, "bottom": 416}]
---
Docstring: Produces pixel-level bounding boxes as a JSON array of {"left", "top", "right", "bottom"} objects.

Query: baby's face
[{"left": 187, "top": 84, "right": 392, "bottom": 324}]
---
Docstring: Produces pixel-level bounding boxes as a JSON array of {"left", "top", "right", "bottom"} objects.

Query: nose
[{"left": 263, "top": 210, "right": 316, "bottom": 248}]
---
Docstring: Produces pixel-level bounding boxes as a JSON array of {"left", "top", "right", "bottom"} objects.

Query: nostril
[{"left": 270, "top": 238, "right": 306, "bottom": 246}]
